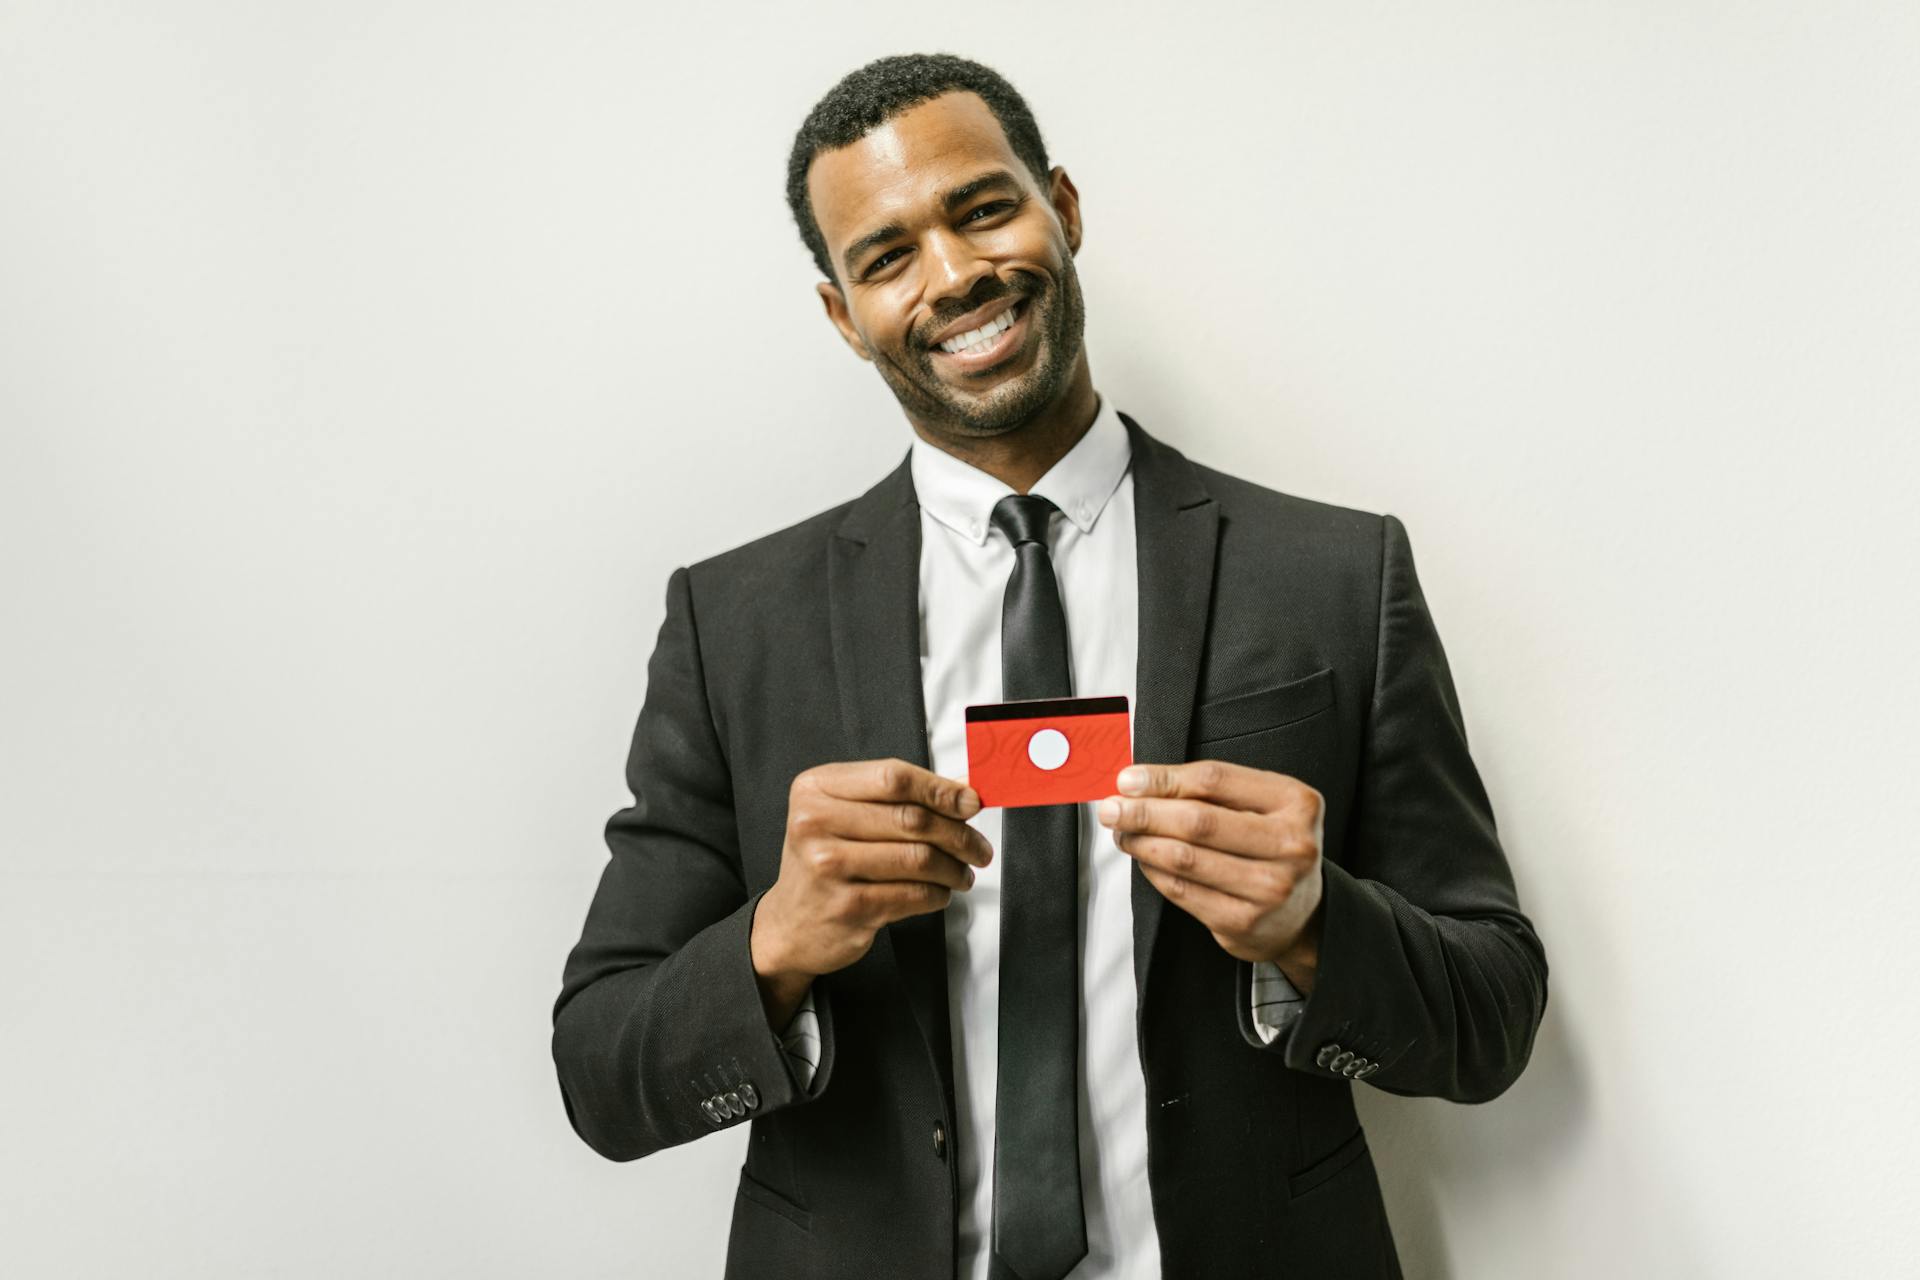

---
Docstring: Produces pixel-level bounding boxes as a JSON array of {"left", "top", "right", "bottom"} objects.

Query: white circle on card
[{"left": 1027, "top": 727, "right": 1070, "bottom": 771}]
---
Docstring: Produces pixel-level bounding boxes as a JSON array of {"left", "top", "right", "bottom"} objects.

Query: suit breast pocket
[
  {"left": 1189, "top": 666, "right": 1338, "bottom": 780},
  {"left": 1191, "top": 666, "right": 1335, "bottom": 744}
]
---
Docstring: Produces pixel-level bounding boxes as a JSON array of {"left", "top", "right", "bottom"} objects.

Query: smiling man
[
  {"left": 804, "top": 83, "right": 1093, "bottom": 474},
  {"left": 552, "top": 52, "right": 1548, "bottom": 1280}
]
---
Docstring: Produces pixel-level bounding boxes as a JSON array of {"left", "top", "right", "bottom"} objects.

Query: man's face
[{"left": 808, "top": 91, "right": 1086, "bottom": 438}]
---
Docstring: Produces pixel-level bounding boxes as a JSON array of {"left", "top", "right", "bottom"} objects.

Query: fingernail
[
  {"left": 1097, "top": 797, "right": 1120, "bottom": 824},
  {"left": 1118, "top": 767, "right": 1147, "bottom": 793},
  {"left": 960, "top": 789, "right": 981, "bottom": 816}
]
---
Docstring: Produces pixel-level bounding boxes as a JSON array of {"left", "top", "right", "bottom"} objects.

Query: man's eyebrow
[
  {"left": 939, "top": 168, "right": 1024, "bottom": 214},
  {"left": 839, "top": 168, "right": 1026, "bottom": 278}
]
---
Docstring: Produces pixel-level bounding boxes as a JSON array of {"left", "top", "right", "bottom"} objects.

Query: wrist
[
  {"left": 750, "top": 887, "right": 801, "bottom": 980},
  {"left": 750, "top": 888, "right": 814, "bottom": 1022},
  {"left": 1272, "top": 896, "right": 1326, "bottom": 993}
]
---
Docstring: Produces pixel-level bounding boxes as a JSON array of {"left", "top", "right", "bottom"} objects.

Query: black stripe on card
[{"left": 966, "top": 695, "right": 1129, "bottom": 723}]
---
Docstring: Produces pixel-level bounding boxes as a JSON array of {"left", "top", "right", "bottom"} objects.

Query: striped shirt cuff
[
  {"left": 778, "top": 984, "right": 822, "bottom": 1093},
  {"left": 1250, "top": 959, "right": 1306, "bottom": 1044}
]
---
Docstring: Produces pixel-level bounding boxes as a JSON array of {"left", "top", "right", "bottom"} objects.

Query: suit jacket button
[
  {"left": 1316, "top": 1042, "right": 1342, "bottom": 1068},
  {"left": 932, "top": 1122, "right": 947, "bottom": 1160},
  {"left": 740, "top": 1083, "right": 759, "bottom": 1110},
  {"left": 1329, "top": 1050, "right": 1354, "bottom": 1072}
]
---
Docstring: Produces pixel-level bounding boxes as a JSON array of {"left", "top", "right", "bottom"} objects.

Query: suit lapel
[
  {"left": 826, "top": 411, "right": 1220, "bottom": 1103},
  {"left": 1118, "top": 410, "right": 1221, "bottom": 1009},
  {"left": 828, "top": 451, "right": 956, "bottom": 1106}
]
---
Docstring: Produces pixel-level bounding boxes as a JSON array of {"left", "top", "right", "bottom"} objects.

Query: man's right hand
[{"left": 750, "top": 758, "right": 993, "bottom": 1029}]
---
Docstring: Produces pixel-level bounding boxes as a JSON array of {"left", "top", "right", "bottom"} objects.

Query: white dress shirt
[{"left": 776, "top": 392, "right": 1306, "bottom": 1276}]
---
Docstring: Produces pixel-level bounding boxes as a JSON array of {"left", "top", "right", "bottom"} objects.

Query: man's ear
[
  {"left": 816, "top": 281, "right": 871, "bottom": 362},
  {"left": 1048, "top": 166, "right": 1083, "bottom": 258}
]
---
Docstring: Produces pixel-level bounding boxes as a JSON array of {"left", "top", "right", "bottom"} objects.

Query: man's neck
[{"left": 907, "top": 361, "right": 1099, "bottom": 495}]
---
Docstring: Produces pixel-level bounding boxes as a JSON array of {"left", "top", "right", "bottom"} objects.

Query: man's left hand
[{"left": 1096, "top": 760, "right": 1326, "bottom": 987}]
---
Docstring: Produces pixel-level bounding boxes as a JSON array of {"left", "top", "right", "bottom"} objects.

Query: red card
[{"left": 964, "top": 695, "right": 1132, "bottom": 808}]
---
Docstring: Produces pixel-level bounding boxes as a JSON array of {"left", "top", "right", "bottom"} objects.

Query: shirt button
[{"left": 932, "top": 1122, "right": 947, "bottom": 1160}]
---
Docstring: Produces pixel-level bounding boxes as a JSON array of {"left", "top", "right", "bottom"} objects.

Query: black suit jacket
[{"left": 552, "top": 411, "right": 1548, "bottom": 1279}]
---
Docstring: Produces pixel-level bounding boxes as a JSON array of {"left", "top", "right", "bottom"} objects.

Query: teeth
[{"left": 938, "top": 302, "right": 1020, "bottom": 355}]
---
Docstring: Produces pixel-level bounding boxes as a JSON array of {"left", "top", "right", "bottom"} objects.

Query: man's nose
[{"left": 921, "top": 226, "right": 996, "bottom": 310}]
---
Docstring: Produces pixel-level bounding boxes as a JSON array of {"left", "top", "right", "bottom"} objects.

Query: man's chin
[
  {"left": 920, "top": 367, "right": 1061, "bottom": 435},
  {"left": 928, "top": 362, "right": 1030, "bottom": 406}
]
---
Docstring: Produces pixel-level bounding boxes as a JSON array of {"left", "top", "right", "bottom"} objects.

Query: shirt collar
[{"left": 909, "top": 392, "right": 1132, "bottom": 547}]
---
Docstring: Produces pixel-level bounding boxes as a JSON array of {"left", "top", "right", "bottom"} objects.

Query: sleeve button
[
  {"left": 932, "top": 1122, "right": 947, "bottom": 1160},
  {"left": 740, "top": 1083, "right": 759, "bottom": 1110}
]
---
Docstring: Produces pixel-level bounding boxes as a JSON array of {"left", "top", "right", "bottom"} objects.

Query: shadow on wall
[
  {"left": 1356, "top": 998, "right": 1706, "bottom": 1276},
  {"left": 1358, "top": 1013, "right": 1588, "bottom": 1280}
]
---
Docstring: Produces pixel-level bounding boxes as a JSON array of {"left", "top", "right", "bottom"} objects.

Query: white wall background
[{"left": 4, "top": 2, "right": 1915, "bottom": 1275}]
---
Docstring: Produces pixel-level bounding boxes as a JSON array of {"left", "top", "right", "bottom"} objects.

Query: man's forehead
[{"left": 808, "top": 91, "right": 1025, "bottom": 252}]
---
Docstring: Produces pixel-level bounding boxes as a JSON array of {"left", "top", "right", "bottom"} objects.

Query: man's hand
[
  {"left": 751, "top": 758, "right": 993, "bottom": 1027},
  {"left": 1097, "top": 760, "right": 1327, "bottom": 989}
]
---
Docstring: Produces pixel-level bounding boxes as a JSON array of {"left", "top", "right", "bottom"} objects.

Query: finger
[
  {"left": 835, "top": 839, "right": 978, "bottom": 890},
  {"left": 814, "top": 795, "right": 992, "bottom": 867},
  {"left": 1115, "top": 759, "right": 1293, "bottom": 814},
  {"left": 852, "top": 878, "right": 955, "bottom": 926},
  {"left": 1097, "top": 795, "right": 1287, "bottom": 860},
  {"left": 1116, "top": 831, "right": 1295, "bottom": 905},
  {"left": 1136, "top": 860, "right": 1266, "bottom": 937},
  {"left": 817, "top": 758, "right": 981, "bottom": 821}
]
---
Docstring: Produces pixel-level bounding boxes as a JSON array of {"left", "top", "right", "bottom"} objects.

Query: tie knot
[{"left": 989, "top": 493, "right": 1060, "bottom": 548}]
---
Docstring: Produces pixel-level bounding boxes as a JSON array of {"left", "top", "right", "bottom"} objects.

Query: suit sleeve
[
  {"left": 1235, "top": 514, "right": 1549, "bottom": 1103},
  {"left": 551, "top": 564, "right": 837, "bottom": 1162}
]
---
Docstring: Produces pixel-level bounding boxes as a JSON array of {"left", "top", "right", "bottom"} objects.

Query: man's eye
[{"left": 864, "top": 202, "right": 1016, "bottom": 277}]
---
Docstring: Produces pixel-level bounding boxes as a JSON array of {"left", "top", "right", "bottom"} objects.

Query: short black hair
[{"left": 786, "top": 52, "right": 1052, "bottom": 285}]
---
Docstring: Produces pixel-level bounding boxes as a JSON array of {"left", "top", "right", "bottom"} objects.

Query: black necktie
[{"left": 987, "top": 492, "right": 1088, "bottom": 1280}]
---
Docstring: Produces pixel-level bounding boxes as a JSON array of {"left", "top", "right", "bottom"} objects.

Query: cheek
[
  {"left": 1009, "top": 228, "right": 1069, "bottom": 275},
  {"left": 854, "top": 301, "right": 915, "bottom": 355}
]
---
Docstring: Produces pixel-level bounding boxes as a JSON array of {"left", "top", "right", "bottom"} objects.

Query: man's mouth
[{"left": 931, "top": 296, "right": 1031, "bottom": 367}]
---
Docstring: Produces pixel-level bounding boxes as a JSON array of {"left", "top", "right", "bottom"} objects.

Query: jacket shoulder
[
  {"left": 1187, "top": 457, "right": 1386, "bottom": 550},
  {"left": 673, "top": 483, "right": 871, "bottom": 633}
]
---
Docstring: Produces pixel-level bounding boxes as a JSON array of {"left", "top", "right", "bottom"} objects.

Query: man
[{"left": 552, "top": 52, "right": 1548, "bottom": 1280}]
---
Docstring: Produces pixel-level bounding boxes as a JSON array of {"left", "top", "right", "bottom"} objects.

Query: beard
[{"left": 869, "top": 253, "right": 1087, "bottom": 438}]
